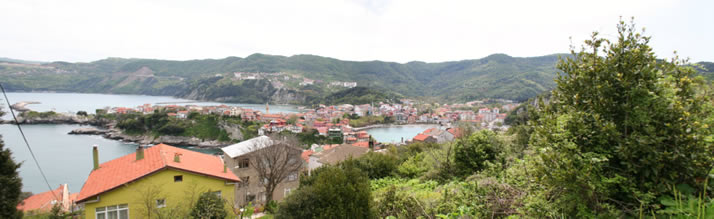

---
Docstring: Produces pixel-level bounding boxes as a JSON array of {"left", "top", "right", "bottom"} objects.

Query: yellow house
[{"left": 76, "top": 144, "right": 240, "bottom": 219}]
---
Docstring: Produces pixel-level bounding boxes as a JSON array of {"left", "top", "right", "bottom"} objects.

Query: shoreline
[
  {"left": 353, "top": 123, "right": 442, "bottom": 131},
  {"left": 4, "top": 91, "right": 307, "bottom": 108},
  {"left": 0, "top": 121, "right": 231, "bottom": 148}
]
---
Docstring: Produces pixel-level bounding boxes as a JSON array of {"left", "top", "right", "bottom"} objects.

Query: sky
[{"left": 1, "top": 0, "right": 712, "bottom": 63}]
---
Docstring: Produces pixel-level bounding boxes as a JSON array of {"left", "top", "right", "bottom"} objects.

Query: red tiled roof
[
  {"left": 352, "top": 142, "right": 369, "bottom": 148},
  {"left": 413, "top": 134, "right": 430, "bottom": 141},
  {"left": 447, "top": 128, "right": 463, "bottom": 138},
  {"left": 69, "top": 193, "right": 78, "bottom": 203},
  {"left": 17, "top": 185, "right": 64, "bottom": 212},
  {"left": 301, "top": 150, "right": 313, "bottom": 163},
  {"left": 77, "top": 144, "right": 239, "bottom": 203}
]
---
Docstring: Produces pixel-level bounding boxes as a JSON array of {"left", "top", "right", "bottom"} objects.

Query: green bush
[
  {"left": 190, "top": 192, "right": 227, "bottom": 219},
  {"left": 345, "top": 152, "right": 398, "bottom": 179},
  {"left": 277, "top": 164, "right": 375, "bottom": 219},
  {"left": 528, "top": 20, "right": 714, "bottom": 216},
  {"left": 453, "top": 130, "right": 502, "bottom": 176}
]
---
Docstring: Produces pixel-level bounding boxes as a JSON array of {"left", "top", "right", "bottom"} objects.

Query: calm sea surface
[
  {"left": 366, "top": 124, "right": 439, "bottom": 144},
  {"left": 1, "top": 92, "right": 298, "bottom": 120}
]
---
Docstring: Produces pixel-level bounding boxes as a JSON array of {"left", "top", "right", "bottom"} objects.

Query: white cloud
[{"left": 0, "top": 0, "right": 711, "bottom": 63}]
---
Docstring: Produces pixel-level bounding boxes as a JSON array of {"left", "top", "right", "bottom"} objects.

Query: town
[{"left": 15, "top": 98, "right": 520, "bottom": 218}]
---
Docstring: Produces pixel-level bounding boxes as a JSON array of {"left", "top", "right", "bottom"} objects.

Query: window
[
  {"left": 174, "top": 175, "right": 183, "bottom": 182},
  {"left": 212, "top": 191, "right": 222, "bottom": 198},
  {"left": 259, "top": 192, "right": 266, "bottom": 202},
  {"left": 284, "top": 188, "right": 292, "bottom": 197},
  {"left": 156, "top": 199, "right": 166, "bottom": 208},
  {"left": 238, "top": 158, "right": 250, "bottom": 168},
  {"left": 261, "top": 177, "right": 268, "bottom": 185},
  {"left": 96, "top": 204, "right": 128, "bottom": 219},
  {"left": 288, "top": 172, "right": 298, "bottom": 181}
]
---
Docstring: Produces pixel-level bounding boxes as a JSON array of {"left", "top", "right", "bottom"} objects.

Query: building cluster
[
  {"left": 18, "top": 99, "right": 521, "bottom": 218},
  {"left": 328, "top": 81, "right": 358, "bottom": 88},
  {"left": 412, "top": 127, "right": 462, "bottom": 144}
]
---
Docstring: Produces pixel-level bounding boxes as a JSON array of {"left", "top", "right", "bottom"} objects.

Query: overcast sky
[{"left": 1, "top": 0, "right": 712, "bottom": 63}]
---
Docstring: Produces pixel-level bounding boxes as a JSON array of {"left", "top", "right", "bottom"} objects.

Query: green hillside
[{"left": 0, "top": 53, "right": 588, "bottom": 103}]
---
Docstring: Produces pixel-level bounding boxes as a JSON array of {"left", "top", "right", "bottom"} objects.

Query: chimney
[
  {"left": 223, "top": 164, "right": 227, "bottom": 173},
  {"left": 92, "top": 145, "right": 99, "bottom": 170},
  {"left": 173, "top": 153, "right": 182, "bottom": 163},
  {"left": 136, "top": 146, "right": 144, "bottom": 161}
]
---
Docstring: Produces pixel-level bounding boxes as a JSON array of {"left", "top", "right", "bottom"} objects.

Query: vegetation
[
  {"left": 21, "top": 111, "right": 58, "bottom": 119},
  {"left": 0, "top": 51, "right": 569, "bottom": 103},
  {"left": 0, "top": 136, "right": 23, "bottom": 219},
  {"left": 112, "top": 112, "right": 233, "bottom": 141},
  {"left": 526, "top": 20, "right": 714, "bottom": 216},
  {"left": 190, "top": 192, "right": 228, "bottom": 219},
  {"left": 348, "top": 115, "right": 394, "bottom": 127},
  {"left": 306, "top": 87, "right": 403, "bottom": 106},
  {"left": 270, "top": 20, "right": 714, "bottom": 218},
  {"left": 277, "top": 163, "right": 375, "bottom": 219}
]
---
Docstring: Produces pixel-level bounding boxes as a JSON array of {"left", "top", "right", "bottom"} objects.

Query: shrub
[
  {"left": 453, "top": 130, "right": 502, "bottom": 176},
  {"left": 190, "top": 192, "right": 227, "bottom": 219}
]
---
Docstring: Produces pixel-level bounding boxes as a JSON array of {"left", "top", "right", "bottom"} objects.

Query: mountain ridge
[{"left": 2, "top": 53, "right": 709, "bottom": 105}]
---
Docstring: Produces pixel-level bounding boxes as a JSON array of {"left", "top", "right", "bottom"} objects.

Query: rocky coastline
[
  {"left": 68, "top": 127, "right": 232, "bottom": 148},
  {"left": 2, "top": 116, "right": 233, "bottom": 148}
]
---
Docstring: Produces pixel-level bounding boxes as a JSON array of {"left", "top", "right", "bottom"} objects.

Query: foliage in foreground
[
  {"left": 190, "top": 192, "right": 227, "bottom": 219},
  {"left": 0, "top": 137, "right": 23, "bottom": 219},
  {"left": 526, "top": 19, "right": 714, "bottom": 216},
  {"left": 299, "top": 19, "right": 714, "bottom": 219},
  {"left": 276, "top": 164, "right": 375, "bottom": 219}
]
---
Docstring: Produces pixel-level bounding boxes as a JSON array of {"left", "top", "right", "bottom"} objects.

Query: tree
[
  {"left": 76, "top": 111, "right": 88, "bottom": 117},
  {"left": 529, "top": 19, "right": 714, "bottom": 216},
  {"left": 344, "top": 152, "right": 398, "bottom": 179},
  {"left": 453, "top": 130, "right": 502, "bottom": 176},
  {"left": 0, "top": 137, "right": 23, "bottom": 219},
  {"left": 190, "top": 192, "right": 227, "bottom": 219},
  {"left": 248, "top": 134, "right": 304, "bottom": 204},
  {"left": 276, "top": 164, "right": 375, "bottom": 218}
]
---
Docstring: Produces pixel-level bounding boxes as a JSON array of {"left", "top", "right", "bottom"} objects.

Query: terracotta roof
[
  {"left": 314, "top": 144, "right": 369, "bottom": 165},
  {"left": 352, "top": 142, "right": 370, "bottom": 148},
  {"left": 413, "top": 134, "right": 430, "bottom": 141},
  {"left": 77, "top": 144, "right": 239, "bottom": 203},
  {"left": 69, "top": 193, "right": 78, "bottom": 203},
  {"left": 301, "top": 150, "right": 313, "bottom": 163},
  {"left": 447, "top": 128, "right": 463, "bottom": 138},
  {"left": 17, "top": 184, "right": 64, "bottom": 212}
]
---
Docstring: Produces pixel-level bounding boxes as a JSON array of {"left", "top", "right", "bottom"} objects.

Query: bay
[
  {"left": 0, "top": 92, "right": 294, "bottom": 194},
  {"left": 1, "top": 92, "right": 298, "bottom": 120},
  {"left": 0, "top": 92, "right": 435, "bottom": 194},
  {"left": 366, "top": 124, "right": 440, "bottom": 144}
]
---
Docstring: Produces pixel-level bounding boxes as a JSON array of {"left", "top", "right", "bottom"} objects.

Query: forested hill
[{"left": 4, "top": 53, "right": 708, "bottom": 104}]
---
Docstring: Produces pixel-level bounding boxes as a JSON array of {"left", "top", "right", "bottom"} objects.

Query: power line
[{"left": 0, "top": 83, "right": 59, "bottom": 200}]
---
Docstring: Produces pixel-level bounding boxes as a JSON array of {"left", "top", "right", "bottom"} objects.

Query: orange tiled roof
[
  {"left": 77, "top": 144, "right": 239, "bottom": 203},
  {"left": 301, "top": 150, "right": 313, "bottom": 163},
  {"left": 414, "top": 134, "right": 430, "bottom": 141},
  {"left": 447, "top": 128, "right": 463, "bottom": 138},
  {"left": 17, "top": 185, "right": 65, "bottom": 212},
  {"left": 352, "top": 142, "right": 370, "bottom": 148}
]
